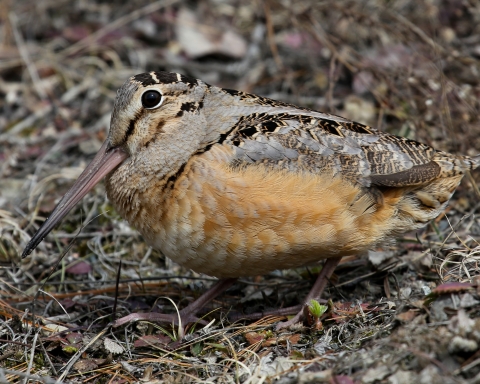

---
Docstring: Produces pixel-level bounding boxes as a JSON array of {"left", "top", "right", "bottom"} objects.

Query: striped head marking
[{"left": 108, "top": 71, "right": 208, "bottom": 157}]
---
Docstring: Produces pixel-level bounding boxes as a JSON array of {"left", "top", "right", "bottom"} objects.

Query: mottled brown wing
[{"left": 222, "top": 111, "right": 442, "bottom": 187}]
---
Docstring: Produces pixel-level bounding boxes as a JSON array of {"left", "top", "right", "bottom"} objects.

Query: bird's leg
[
  {"left": 111, "top": 278, "right": 237, "bottom": 339},
  {"left": 275, "top": 256, "right": 342, "bottom": 330}
]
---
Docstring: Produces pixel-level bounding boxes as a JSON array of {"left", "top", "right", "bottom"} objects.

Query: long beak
[{"left": 22, "top": 140, "right": 129, "bottom": 258}]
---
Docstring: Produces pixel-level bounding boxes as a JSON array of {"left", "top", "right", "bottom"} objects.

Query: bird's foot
[
  {"left": 111, "top": 307, "right": 208, "bottom": 340},
  {"left": 275, "top": 311, "right": 304, "bottom": 330},
  {"left": 228, "top": 305, "right": 302, "bottom": 322},
  {"left": 275, "top": 256, "right": 343, "bottom": 330},
  {"left": 275, "top": 299, "right": 331, "bottom": 330},
  {"left": 110, "top": 278, "right": 237, "bottom": 340}
]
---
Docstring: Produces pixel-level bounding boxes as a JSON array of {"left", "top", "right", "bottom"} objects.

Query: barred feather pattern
[{"left": 104, "top": 71, "right": 478, "bottom": 277}]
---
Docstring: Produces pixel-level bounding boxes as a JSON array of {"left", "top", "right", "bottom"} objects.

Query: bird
[{"left": 23, "top": 71, "right": 479, "bottom": 335}]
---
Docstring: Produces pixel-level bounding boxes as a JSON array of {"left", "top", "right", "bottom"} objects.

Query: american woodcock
[{"left": 23, "top": 71, "right": 479, "bottom": 332}]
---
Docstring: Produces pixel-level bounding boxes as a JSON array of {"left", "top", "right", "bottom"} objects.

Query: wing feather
[{"left": 221, "top": 110, "right": 442, "bottom": 187}]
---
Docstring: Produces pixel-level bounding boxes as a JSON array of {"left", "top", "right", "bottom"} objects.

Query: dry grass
[{"left": 1, "top": 0, "right": 480, "bottom": 382}]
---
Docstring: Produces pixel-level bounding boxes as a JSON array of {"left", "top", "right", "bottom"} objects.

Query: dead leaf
[
  {"left": 175, "top": 8, "right": 246, "bottom": 58},
  {"left": 74, "top": 356, "right": 112, "bottom": 373},
  {"left": 262, "top": 334, "right": 301, "bottom": 347},
  {"left": 396, "top": 309, "right": 419, "bottom": 322},
  {"left": 134, "top": 334, "right": 172, "bottom": 349},
  {"left": 244, "top": 331, "right": 264, "bottom": 345},
  {"left": 74, "top": 359, "right": 98, "bottom": 373}
]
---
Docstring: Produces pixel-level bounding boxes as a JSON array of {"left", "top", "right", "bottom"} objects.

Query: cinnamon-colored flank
[{"left": 23, "top": 71, "right": 479, "bottom": 333}]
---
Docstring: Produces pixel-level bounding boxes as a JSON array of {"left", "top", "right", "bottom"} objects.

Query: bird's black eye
[{"left": 141, "top": 90, "right": 163, "bottom": 109}]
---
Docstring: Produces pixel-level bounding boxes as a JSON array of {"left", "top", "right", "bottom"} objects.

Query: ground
[{"left": 1, "top": 1, "right": 480, "bottom": 383}]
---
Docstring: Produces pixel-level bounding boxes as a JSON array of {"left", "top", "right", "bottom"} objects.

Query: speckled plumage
[{"left": 104, "top": 71, "right": 478, "bottom": 278}]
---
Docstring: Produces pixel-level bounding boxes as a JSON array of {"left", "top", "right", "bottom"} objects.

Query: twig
[
  {"left": 467, "top": 171, "right": 480, "bottom": 199},
  {"left": 308, "top": 16, "right": 358, "bottom": 73},
  {"left": 389, "top": 12, "right": 446, "bottom": 55},
  {"left": 59, "top": 0, "right": 181, "bottom": 58},
  {"left": 112, "top": 261, "right": 122, "bottom": 322},
  {"left": 23, "top": 329, "right": 40, "bottom": 384},
  {"left": 327, "top": 56, "right": 337, "bottom": 114},
  {"left": 0, "top": 103, "right": 52, "bottom": 138},
  {"left": 0, "top": 339, "right": 31, "bottom": 348},
  {"left": 8, "top": 12, "right": 47, "bottom": 100},
  {"left": 38, "top": 339, "right": 58, "bottom": 377},
  {"left": 0, "top": 368, "right": 59, "bottom": 384},
  {"left": 0, "top": 351, "right": 15, "bottom": 362},
  {"left": 263, "top": 0, "right": 283, "bottom": 70}
]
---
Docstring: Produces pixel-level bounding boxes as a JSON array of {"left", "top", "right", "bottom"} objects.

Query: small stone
[
  {"left": 362, "top": 365, "right": 391, "bottom": 383},
  {"left": 448, "top": 336, "right": 478, "bottom": 353},
  {"left": 79, "top": 139, "right": 102, "bottom": 155},
  {"left": 399, "top": 287, "right": 412, "bottom": 299},
  {"left": 388, "top": 369, "right": 414, "bottom": 384},
  {"left": 459, "top": 293, "right": 480, "bottom": 309},
  {"left": 368, "top": 250, "right": 395, "bottom": 267},
  {"left": 419, "top": 366, "right": 444, "bottom": 384},
  {"left": 421, "top": 286, "right": 431, "bottom": 295},
  {"left": 298, "top": 369, "right": 333, "bottom": 383},
  {"left": 449, "top": 309, "right": 475, "bottom": 335}
]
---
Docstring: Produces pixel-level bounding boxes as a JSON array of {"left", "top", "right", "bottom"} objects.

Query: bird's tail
[
  {"left": 433, "top": 153, "right": 479, "bottom": 178},
  {"left": 468, "top": 155, "right": 480, "bottom": 170}
]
